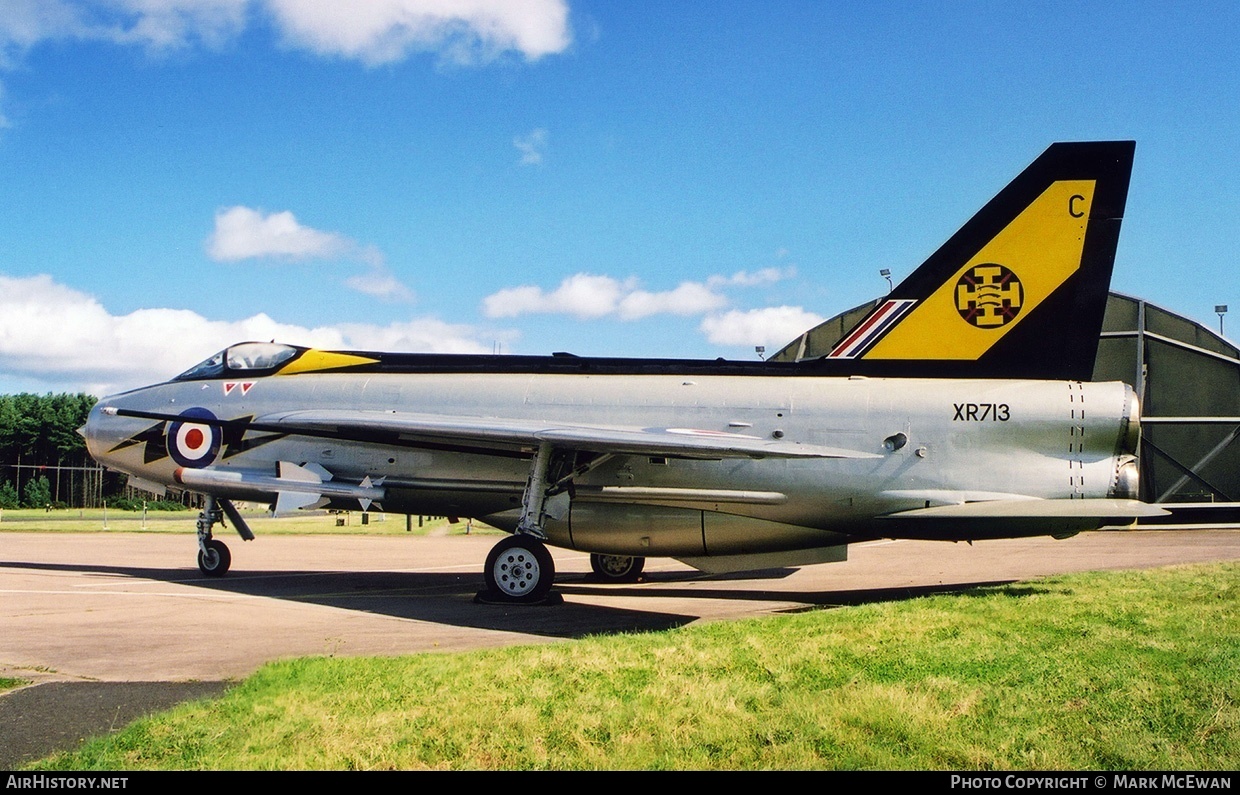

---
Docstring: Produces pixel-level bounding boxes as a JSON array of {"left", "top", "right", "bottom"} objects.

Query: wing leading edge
[{"left": 259, "top": 409, "right": 882, "bottom": 460}]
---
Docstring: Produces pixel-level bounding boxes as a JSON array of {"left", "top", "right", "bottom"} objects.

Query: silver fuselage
[{"left": 83, "top": 370, "right": 1140, "bottom": 557}]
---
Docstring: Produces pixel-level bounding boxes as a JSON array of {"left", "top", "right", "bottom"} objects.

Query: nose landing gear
[
  {"left": 195, "top": 497, "right": 231, "bottom": 577},
  {"left": 194, "top": 495, "right": 253, "bottom": 577}
]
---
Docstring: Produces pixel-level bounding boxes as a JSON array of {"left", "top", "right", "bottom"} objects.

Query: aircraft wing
[{"left": 260, "top": 409, "right": 881, "bottom": 460}]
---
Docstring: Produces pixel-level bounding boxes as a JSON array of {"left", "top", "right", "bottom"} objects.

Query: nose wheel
[{"left": 197, "top": 538, "right": 231, "bottom": 577}]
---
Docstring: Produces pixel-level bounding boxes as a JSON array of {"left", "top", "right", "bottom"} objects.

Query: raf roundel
[{"left": 168, "top": 408, "right": 221, "bottom": 468}]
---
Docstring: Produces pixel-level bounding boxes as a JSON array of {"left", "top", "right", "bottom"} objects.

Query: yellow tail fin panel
[{"left": 865, "top": 179, "right": 1095, "bottom": 361}]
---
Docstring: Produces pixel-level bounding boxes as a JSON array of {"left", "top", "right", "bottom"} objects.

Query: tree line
[{"left": 0, "top": 393, "right": 110, "bottom": 508}]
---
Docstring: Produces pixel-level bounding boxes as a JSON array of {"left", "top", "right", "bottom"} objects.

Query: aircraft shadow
[
  {"left": 556, "top": 578, "right": 1029, "bottom": 609},
  {"left": 2, "top": 558, "right": 1029, "bottom": 640}
]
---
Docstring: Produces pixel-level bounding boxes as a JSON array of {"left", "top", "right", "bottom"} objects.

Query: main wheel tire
[
  {"left": 197, "top": 539, "right": 231, "bottom": 577},
  {"left": 485, "top": 535, "right": 555, "bottom": 602},
  {"left": 589, "top": 553, "right": 645, "bottom": 582}
]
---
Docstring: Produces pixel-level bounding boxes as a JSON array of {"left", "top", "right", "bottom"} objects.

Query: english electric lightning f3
[{"left": 82, "top": 141, "right": 1166, "bottom": 603}]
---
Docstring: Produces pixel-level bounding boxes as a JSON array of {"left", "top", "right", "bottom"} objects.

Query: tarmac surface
[{"left": 2, "top": 527, "right": 1238, "bottom": 768}]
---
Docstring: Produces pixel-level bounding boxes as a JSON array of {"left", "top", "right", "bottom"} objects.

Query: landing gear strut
[
  {"left": 194, "top": 495, "right": 253, "bottom": 577},
  {"left": 195, "top": 496, "right": 231, "bottom": 577},
  {"left": 480, "top": 442, "right": 566, "bottom": 604}
]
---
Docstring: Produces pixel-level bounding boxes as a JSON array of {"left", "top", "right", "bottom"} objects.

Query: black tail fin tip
[{"left": 825, "top": 141, "right": 1135, "bottom": 380}]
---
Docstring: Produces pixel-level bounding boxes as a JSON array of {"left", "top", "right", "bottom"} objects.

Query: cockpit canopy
[{"left": 174, "top": 342, "right": 301, "bottom": 381}]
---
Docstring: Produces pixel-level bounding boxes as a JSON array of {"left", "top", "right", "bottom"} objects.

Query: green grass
[
  {"left": 0, "top": 677, "right": 29, "bottom": 693},
  {"left": 27, "top": 561, "right": 1239, "bottom": 771},
  {"left": 0, "top": 508, "right": 499, "bottom": 537}
]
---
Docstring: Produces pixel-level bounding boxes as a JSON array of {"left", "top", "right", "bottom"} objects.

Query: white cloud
[
  {"left": 345, "top": 264, "right": 416, "bottom": 303},
  {"left": 0, "top": 2, "right": 71, "bottom": 66},
  {"left": 206, "top": 206, "right": 417, "bottom": 302},
  {"left": 483, "top": 273, "right": 630, "bottom": 319},
  {"left": 0, "top": 0, "right": 248, "bottom": 56},
  {"left": 334, "top": 318, "right": 500, "bottom": 353},
  {"left": 206, "top": 206, "right": 355, "bottom": 262},
  {"left": 699, "top": 306, "right": 825, "bottom": 348},
  {"left": 107, "top": 0, "right": 250, "bottom": 50},
  {"left": 618, "top": 282, "right": 727, "bottom": 320},
  {"left": 707, "top": 266, "right": 795, "bottom": 287},
  {"left": 0, "top": 1, "right": 570, "bottom": 61},
  {"left": 482, "top": 271, "right": 820, "bottom": 353},
  {"left": 0, "top": 273, "right": 489, "bottom": 395},
  {"left": 481, "top": 270, "right": 797, "bottom": 322},
  {"left": 0, "top": 0, "right": 571, "bottom": 139},
  {"left": 0, "top": 0, "right": 570, "bottom": 149},
  {"left": 514, "top": 127, "right": 548, "bottom": 165},
  {"left": 264, "top": 0, "right": 571, "bottom": 66}
]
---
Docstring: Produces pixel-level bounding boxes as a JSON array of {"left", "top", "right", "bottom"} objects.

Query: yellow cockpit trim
[{"left": 278, "top": 350, "right": 379, "bottom": 375}]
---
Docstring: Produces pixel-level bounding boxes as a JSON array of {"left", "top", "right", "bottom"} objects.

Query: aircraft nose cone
[
  {"left": 80, "top": 397, "right": 169, "bottom": 483},
  {"left": 80, "top": 402, "right": 112, "bottom": 461}
]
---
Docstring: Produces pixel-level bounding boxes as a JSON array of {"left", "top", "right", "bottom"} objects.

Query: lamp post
[
  {"left": 880, "top": 268, "right": 893, "bottom": 293},
  {"left": 1216, "top": 305, "right": 1228, "bottom": 336}
]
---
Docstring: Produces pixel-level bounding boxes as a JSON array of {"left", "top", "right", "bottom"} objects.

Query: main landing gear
[
  {"left": 479, "top": 542, "right": 647, "bottom": 601},
  {"left": 194, "top": 495, "right": 254, "bottom": 577},
  {"left": 589, "top": 553, "right": 645, "bottom": 583},
  {"left": 484, "top": 534, "right": 556, "bottom": 602},
  {"left": 479, "top": 442, "right": 648, "bottom": 603},
  {"left": 479, "top": 442, "right": 561, "bottom": 603}
]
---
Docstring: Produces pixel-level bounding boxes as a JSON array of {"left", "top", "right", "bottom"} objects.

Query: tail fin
[{"left": 824, "top": 141, "right": 1134, "bottom": 380}]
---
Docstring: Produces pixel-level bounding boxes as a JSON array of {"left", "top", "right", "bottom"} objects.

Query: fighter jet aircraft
[{"left": 81, "top": 140, "right": 1166, "bottom": 603}]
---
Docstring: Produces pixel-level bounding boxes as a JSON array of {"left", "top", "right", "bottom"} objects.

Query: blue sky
[{"left": 1, "top": 1, "right": 1238, "bottom": 394}]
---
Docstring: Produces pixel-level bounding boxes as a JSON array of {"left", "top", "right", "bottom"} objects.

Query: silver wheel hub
[{"left": 493, "top": 548, "right": 540, "bottom": 596}]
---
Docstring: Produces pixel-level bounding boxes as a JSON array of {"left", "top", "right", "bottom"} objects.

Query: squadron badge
[{"left": 955, "top": 264, "right": 1023, "bottom": 327}]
